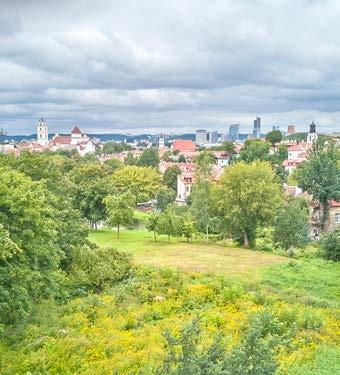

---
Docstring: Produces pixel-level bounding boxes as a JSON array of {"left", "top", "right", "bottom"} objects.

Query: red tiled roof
[
  {"left": 331, "top": 200, "right": 340, "bottom": 207},
  {"left": 53, "top": 135, "right": 71, "bottom": 144},
  {"left": 71, "top": 126, "right": 82, "bottom": 134},
  {"left": 173, "top": 139, "right": 196, "bottom": 152}
]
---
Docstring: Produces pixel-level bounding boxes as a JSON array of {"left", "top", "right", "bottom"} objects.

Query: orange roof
[
  {"left": 173, "top": 139, "right": 196, "bottom": 152},
  {"left": 331, "top": 200, "right": 340, "bottom": 207},
  {"left": 53, "top": 135, "right": 71, "bottom": 144}
]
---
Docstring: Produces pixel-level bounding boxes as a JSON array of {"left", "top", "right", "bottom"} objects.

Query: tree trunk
[
  {"left": 187, "top": 236, "right": 189, "bottom": 243},
  {"left": 206, "top": 224, "right": 209, "bottom": 244},
  {"left": 321, "top": 200, "right": 330, "bottom": 232},
  {"left": 117, "top": 225, "right": 120, "bottom": 239},
  {"left": 243, "top": 230, "right": 249, "bottom": 248},
  {"left": 153, "top": 231, "right": 157, "bottom": 243}
]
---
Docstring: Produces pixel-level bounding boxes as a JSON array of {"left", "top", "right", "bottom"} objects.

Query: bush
[
  {"left": 319, "top": 229, "right": 340, "bottom": 261},
  {"left": 70, "top": 246, "right": 131, "bottom": 291}
]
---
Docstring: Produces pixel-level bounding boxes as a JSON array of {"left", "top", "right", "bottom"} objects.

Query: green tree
[
  {"left": 104, "top": 192, "right": 135, "bottom": 238},
  {"left": 319, "top": 228, "right": 340, "bottom": 261},
  {"left": 104, "top": 157, "right": 123, "bottom": 171},
  {"left": 137, "top": 147, "right": 160, "bottom": 168},
  {"left": 273, "top": 198, "right": 310, "bottom": 250},
  {"left": 180, "top": 213, "right": 196, "bottom": 242},
  {"left": 157, "top": 206, "right": 182, "bottom": 243},
  {"left": 69, "top": 162, "right": 113, "bottom": 228},
  {"left": 239, "top": 140, "right": 270, "bottom": 163},
  {"left": 112, "top": 165, "right": 161, "bottom": 202},
  {"left": 146, "top": 212, "right": 160, "bottom": 242},
  {"left": 265, "top": 130, "right": 283, "bottom": 151},
  {"left": 215, "top": 161, "right": 282, "bottom": 247},
  {"left": 295, "top": 151, "right": 340, "bottom": 230},
  {"left": 0, "top": 167, "right": 62, "bottom": 325},
  {"left": 178, "top": 154, "right": 186, "bottom": 163},
  {"left": 124, "top": 152, "right": 138, "bottom": 165},
  {"left": 163, "top": 165, "right": 181, "bottom": 192},
  {"left": 156, "top": 187, "right": 176, "bottom": 212}
]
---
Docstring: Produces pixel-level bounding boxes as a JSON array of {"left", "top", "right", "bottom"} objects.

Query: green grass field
[{"left": 89, "top": 228, "right": 289, "bottom": 281}]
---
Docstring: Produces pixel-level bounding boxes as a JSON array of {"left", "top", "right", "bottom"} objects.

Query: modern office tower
[
  {"left": 196, "top": 129, "right": 207, "bottom": 144},
  {"left": 220, "top": 132, "right": 229, "bottom": 143},
  {"left": 287, "top": 125, "right": 296, "bottom": 134},
  {"left": 253, "top": 117, "right": 261, "bottom": 138},
  {"left": 307, "top": 122, "right": 318, "bottom": 144},
  {"left": 228, "top": 124, "right": 239, "bottom": 141},
  {"left": 207, "top": 130, "right": 219, "bottom": 143},
  {"left": 37, "top": 118, "right": 49, "bottom": 147}
]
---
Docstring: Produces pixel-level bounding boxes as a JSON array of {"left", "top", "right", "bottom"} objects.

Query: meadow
[{"left": 1, "top": 226, "right": 339, "bottom": 374}]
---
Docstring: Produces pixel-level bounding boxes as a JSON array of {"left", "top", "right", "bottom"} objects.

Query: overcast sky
[{"left": 1, "top": 0, "right": 339, "bottom": 135}]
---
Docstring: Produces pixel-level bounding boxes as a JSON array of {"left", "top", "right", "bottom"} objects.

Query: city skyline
[{"left": 1, "top": 1, "right": 340, "bottom": 134}]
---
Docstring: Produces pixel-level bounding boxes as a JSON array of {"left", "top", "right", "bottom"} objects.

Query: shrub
[
  {"left": 319, "top": 228, "right": 340, "bottom": 261},
  {"left": 70, "top": 246, "right": 131, "bottom": 291}
]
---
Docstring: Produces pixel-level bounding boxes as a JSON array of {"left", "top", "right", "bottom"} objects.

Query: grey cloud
[{"left": 0, "top": 0, "right": 339, "bottom": 134}]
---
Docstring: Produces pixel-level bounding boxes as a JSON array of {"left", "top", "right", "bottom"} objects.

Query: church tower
[
  {"left": 37, "top": 118, "right": 49, "bottom": 147},
  {"left": 307, "top": 121, "right": 318, "bottom": 144}
]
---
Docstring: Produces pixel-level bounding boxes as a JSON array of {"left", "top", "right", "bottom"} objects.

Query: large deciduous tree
[
  {"left": 112, "top": 165, "right": 161, "bottom": 202},
  {"left": 295, "top": 151, "right": 340, "bottom": 230},
  {"left": 239, "top": 140, "right": 270, "bottom": 163},
  {"left": 215, "top": 161, "right": 282, "bottom": 247},
  {"left": 0, "top": 167, "right": 62, "bottom": 324}
]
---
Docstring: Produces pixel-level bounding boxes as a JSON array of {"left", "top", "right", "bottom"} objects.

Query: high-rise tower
[{"left": 37, "top": 118, "right": 49, "bottom": 147}]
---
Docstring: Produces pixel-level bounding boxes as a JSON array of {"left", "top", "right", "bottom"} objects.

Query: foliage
[
  {"left": 102, "top": 141, "right": 132, "bottom": 154},
  {"left": 69, "top": 162, "right": 114, "bottom": 227},
  {"left": 158, "top": 316, "right": 276, "bottom": 375},
  {"left": 255, "top": 227, "right": 275, "bottom": 252},
  {"left": 104, "top": 192, "right": 135, "bottom": 238},
  {"left": 180, "top": 213, "right": 196, "bottom": 242},
  {"left": 265, "top": 130, "right": 283, "bottom": 147},
  {"left": 273, "top": 198, "right": 310, "bottom": 250},
  {"left": 0, "top": 167, "right": 62, "bottom": 325},
  {"left": 215, "top": 161, "right": 282, "bottom": 246},
  {"left": 146, "top": 213, "right": 160, "bottom": 242},
  {"left": 319, "top": 228, "right": 340, "bottom": 261},
  {"left": 1, "top": 265, "right": 338, "bottom": 374},
  {"left": 112, "top": 165, "right": 161, "bottom": 202},
  {"left": 156, "top": 187, "right": 176, "bottom": 212},
  {"left": 239, "top": 140, "right": 270, "bottom": 163},
  {"left": 163, "top": 165, "right": 181, "bottom": 192},
  {"left": 295, "top": 151, "right": 340, "bottom": 228},
  {"left": 137, "top": 147, "right": 160, "bottom": 168},
  {"left": 70, "top": 247, "right": 131, "bottom": 291},
  {"left": 104, "top": 157, "right": 123, "bottom": 171},
  {"left": 157, "top": 206, "right": 182, "bottom": 243}
]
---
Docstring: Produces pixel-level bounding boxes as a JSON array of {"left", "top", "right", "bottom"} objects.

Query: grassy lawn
[{"left": 89, "top": 228, "right": 289, "bottom": 280}]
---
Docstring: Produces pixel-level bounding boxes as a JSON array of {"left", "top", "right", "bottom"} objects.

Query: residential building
[
  {"left": 195, "top": 129, "right": 207, "bottom": 144},
  {"left": 176, "top": 172, "right": 195, "bottom": 205},
  {"left": 310, "top": 200, "right": 340, "bottom": 239},
  {"left": 229, "top": 124, "right": 239, "bottom": 141},
  {"left": 253, "top": 117, "right": 261, "bottom": 139}
]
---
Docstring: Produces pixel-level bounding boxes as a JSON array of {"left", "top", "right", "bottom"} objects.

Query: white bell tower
[
  {"left": 307, "top": 121, "right": 318, "bottom": 144},
  {"left": 37, "top": 118, "right": 49, "bottom": 147}
]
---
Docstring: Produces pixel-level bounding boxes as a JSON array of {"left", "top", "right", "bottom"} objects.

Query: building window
[{"left": 335, "top": 213, "right": 340, "bottom": 224}]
